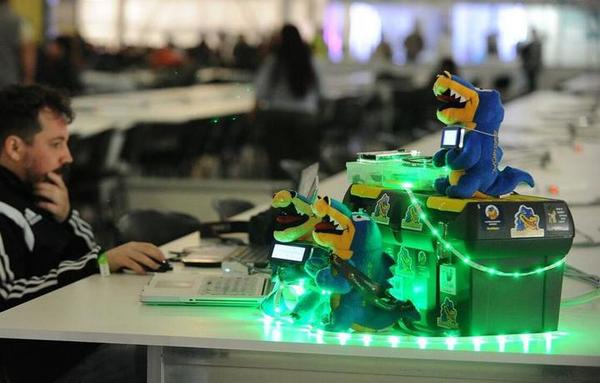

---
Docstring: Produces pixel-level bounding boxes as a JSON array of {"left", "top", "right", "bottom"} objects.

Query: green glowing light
[
  {"left": 338, "top": 333, "right": 351, "bottom": 345},
  {"left": 316, "top": 329, "right": 325, "bottom": 344},
  {"left": 545, "top": 333, "right": 553, "bottom": 353},
  {"left": 362, "top": 335, "right": 372, "bottom": 347},
  {"left": 520, "top": 334, "right": 531, "bottom": 353},
  {"left": 445, "top": 337, "right": 457, "bottom": 350},
  {"left": 272, "top": 329, "right": 282, "bottom": 342},
  {"left": 400, "top": 186, "right": 566, "bottom": 277},
  {"left": 496, "top": 335, "right": 506, "bottom": 352},
  {"left": 259, "top": 318, "right": 564, "bottom": 353}
]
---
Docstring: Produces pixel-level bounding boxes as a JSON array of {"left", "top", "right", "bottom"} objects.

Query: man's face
[{"left": 22, "top": 108, "right": 73, "bottom": 184}]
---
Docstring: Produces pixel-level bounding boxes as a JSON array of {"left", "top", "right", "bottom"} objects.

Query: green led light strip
[{"left": 401, "top": 187, "right": 566, "bottom": 277}]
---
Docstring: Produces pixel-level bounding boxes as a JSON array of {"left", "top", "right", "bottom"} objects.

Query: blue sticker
[
  {"left": 401, "top": 204, "right": 423, "bottom": 231},
  {"left": 371, "top": 193, "right": 391, "bottom": 225},
  {"left": 437, "top": 297, "right": 459, "bottom": 329},
  {"left": 510, "top": 204, "right": 544, "bottom": 238}
]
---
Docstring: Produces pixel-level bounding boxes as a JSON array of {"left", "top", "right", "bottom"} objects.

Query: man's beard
[{"left": 25, "top": 164, "right": 71, "bottom": 185}]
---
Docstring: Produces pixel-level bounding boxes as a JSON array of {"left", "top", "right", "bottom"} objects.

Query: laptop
[
  {"left": 140, "top": 272, "right": 272, "bottom": 306},
  {"left": 178, "top": 162, "right": 320, "bottom": 269},
  {"left": 179, "top": 243, "right": 271, "bottom": 268}
]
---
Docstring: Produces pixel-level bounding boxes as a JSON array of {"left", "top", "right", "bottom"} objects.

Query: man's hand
[
  {"left": 105, "top": 242, "right": 166, "bottom": 275},
  {"left": 34, "top": 171, "right": 70, "bottom": 222}
]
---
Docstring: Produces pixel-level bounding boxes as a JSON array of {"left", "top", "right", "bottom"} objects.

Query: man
[
  {"left": 0, "top": 85, "right": 165, "bottom": 382},
  {"left": 0, "top": 0, "right": 35, "bottom": 87},
  {"left": 518, "top": 28, "right": 543, "bottom": 93}
]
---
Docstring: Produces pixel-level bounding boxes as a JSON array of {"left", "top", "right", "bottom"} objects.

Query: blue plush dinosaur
[
  {"left": 310, "top": 196, "right": 419, "bottom": 332},
  {"left": 432, "top": 72, "right": 534, "bottom": 198}
]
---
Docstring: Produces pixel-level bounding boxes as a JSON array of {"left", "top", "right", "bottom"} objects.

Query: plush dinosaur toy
[
  {"left": 260, "top": 190, "right": 330, "bottom": 324},
  {"left": 432, "top": 71, "right": 534, "bottom": 198},
  {"left": 310, "top": 196, "right": 420, "bottom": 332}
]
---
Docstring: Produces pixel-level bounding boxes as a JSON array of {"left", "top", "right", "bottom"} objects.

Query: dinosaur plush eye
[{"left": 352, "top": 213, "right": 370, "bottom": 222}]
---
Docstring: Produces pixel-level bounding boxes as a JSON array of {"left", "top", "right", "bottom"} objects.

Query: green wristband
[{"left": 98, "top": 252, "right": 110, "bottom": 277}]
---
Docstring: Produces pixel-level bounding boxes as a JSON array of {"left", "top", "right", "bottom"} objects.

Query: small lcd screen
[
  {"left": 270, "top": 244, "right": 307, "bottom": 262},
  {"left": 442, "top": 129, "right": 458, "bottom": 146}
]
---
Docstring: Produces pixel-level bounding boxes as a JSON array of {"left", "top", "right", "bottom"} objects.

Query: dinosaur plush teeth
[{"left": 315, "top": 215, "right": 344, "bottom": 234}]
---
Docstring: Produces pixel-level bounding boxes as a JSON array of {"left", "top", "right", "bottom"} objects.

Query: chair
[
  {"left": 115, "top": 209, "right": 201, "bottom": 246},
  {"left": 121, "top": 122, "right": 191, "bottom": 177},
  {"left": 69, "top": 129, "right": 127, "bottom": 243},
  {"left": 212, "top": 198, "right": 255, "bottom": 221}
]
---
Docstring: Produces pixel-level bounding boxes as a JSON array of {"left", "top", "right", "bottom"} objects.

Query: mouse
[{"left": 143, "top": 260, "right": 172, "bottom": 273}]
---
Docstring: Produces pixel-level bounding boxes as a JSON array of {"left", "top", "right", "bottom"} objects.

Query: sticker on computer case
[
  {"left": 401, "top": 204, "right": 423, "bottom": 231},
  {"left": 417, "top": 251, "right": 427, "bottom": 267},
  {"left": 510, "top": 204, "right": 544, "bottom": 238},
  {"left": 371, "top": 193, "right": 391, "bottom": 225},
  {"left": 439, "top": 264, "right": 456, "bottom": 295},
  {"left": 398, "top": 246, "right": 413, "bottom": 273},
  {"left": 544, "top": 203, "right": 570, "bottom": 232},
  {"left": 437, "top": 297, "right": 459, "bottom": 330},
  {"left": 480, "top": 203, "right": 503, "bottom": 231}
]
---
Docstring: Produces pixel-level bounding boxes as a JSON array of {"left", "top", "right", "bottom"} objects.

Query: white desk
[
  {"left": 70, "top": 83, "right": 255, "bottom": 137},
  {"left": 0, "top": 91, "right": 599, "bottom": 382},
  {"left": 0, "top": 216, "right": 598, "bottom": 383}
]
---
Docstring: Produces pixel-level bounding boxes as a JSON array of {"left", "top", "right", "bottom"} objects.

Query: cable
[
  {"left": 564, "top": 264, "right": 600, "bottom": 287},
  {"left": 561, "top": 289, "right": 600, "bottom": 307},
  {"left": 571, "top": 228, "right": 600, "bottom": 248}
]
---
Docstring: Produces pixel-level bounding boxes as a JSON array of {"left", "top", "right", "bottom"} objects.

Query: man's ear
[{"left": 4, "top": 135, "right": 26, "bottom": 162}]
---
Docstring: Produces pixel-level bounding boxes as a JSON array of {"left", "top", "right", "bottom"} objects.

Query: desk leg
[{"left": 147, "top": 346, "right": 164, "bottom": 383}]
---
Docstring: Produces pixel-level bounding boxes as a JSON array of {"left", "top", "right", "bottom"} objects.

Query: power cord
[{"left": 561, "top": 263, "right": 600, "bottom": 307}]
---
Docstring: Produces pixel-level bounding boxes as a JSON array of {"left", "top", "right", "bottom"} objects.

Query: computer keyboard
[
  {"left": 228, "top": 245, "right": 270, "bottom": 265},
  {"left": 200, "top": 276, "right": 269, "bottom": 296}
]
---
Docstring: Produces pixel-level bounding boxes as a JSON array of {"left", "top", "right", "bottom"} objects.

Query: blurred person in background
[
  {"left": 149, "top": 36, "right": 196, "bottom": 88},
  {"left": 518, "top": 28, "right": 543, "bottom": 93},
  {"left": 254, "top": 24, "right": 321, "bottom": 178},
  {"left": 148, "top": 36, "right": 185, "bottom": 70},
  {"left": 36, "top": 35, "right": 83, "bottom": 95},
  {"left": 403, "top": 21, "right": 424, "bottom": 63},
  {"left": 188, "top": 33, "right": 216, "bottom": 67},
  {"left": 0, "top": 0, "right": 36, "bottom": 87},
  {"left": 233, "top": 34, "right": 259, "bottom": 70},
  {"left": 371, "top": 32, "right": 393, "bottom": 64},
  {"left": 310, "top": 26, "right": 328, "bottom": 59},
  {"left": 429, "top": 56, "right": 459, "bottom": 86}
]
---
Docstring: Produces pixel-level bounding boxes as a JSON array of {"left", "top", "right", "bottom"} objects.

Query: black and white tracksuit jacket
[{"left": 0, "top": 166, "right": 100, "bottom": 312}]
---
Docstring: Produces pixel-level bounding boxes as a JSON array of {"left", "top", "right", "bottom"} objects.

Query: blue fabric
[{"left": 434, "top": 74, "right": 534, "bottom": 197}]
